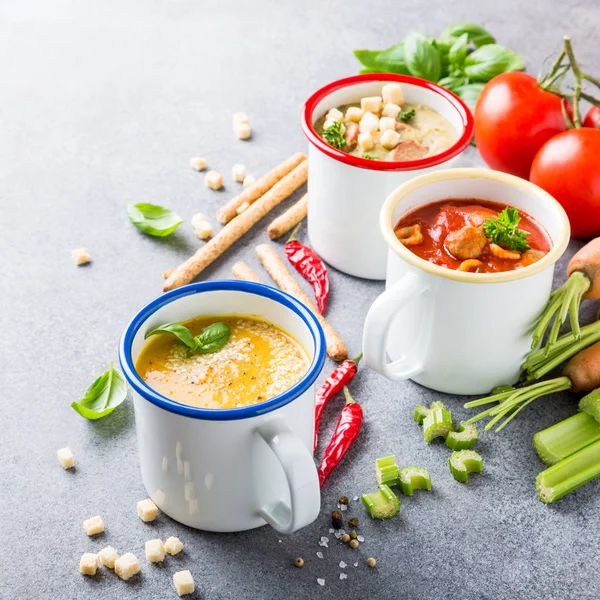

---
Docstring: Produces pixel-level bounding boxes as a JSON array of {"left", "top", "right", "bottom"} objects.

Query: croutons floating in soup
[
  {"left": 315, "top": 82, "right": 459, "bottom": 161},
  {"left": 394, "top": 199, "right": 551, "bottom": 273},
  {"left": 136, "top": 315, "right": 310, "bottom": 409}
]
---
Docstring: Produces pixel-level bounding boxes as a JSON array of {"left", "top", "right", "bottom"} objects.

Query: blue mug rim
[{"left": 118, "top": 280, "right": 327, "bottom": 421}]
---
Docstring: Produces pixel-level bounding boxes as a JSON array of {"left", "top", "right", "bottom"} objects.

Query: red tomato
[
  {"left": 474, "top": 72, "right": 569, "bottom": 179},
  {"left": 530, "top": 128, "right": 600, "bottom": 238},
  {"left": 583, "top": 106, "right": 600, "bottom": 129}
]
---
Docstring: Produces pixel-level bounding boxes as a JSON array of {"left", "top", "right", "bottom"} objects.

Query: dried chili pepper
[
  {"left": 285, "top": 223, "right": 329, "bottom": 313},
  {"left": 317, "top": 387, "right": 363, "bottom": 488},
  {"left": 314, "top": 353, "right": 362, "bottom": 451}
]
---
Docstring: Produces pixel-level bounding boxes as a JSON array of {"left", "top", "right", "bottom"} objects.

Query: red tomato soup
[{"left": 394, "top": 199, "right": 551, "bottom": 273}]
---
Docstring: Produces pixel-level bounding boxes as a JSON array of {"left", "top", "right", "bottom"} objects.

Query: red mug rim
[{"left": 301, "top": 73, "right": 474, "bottom": 172}]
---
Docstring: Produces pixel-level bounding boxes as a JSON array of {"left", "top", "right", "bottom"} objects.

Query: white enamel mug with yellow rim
[{"left": 363, "top": 168, "right": 571, "bottom": 395}]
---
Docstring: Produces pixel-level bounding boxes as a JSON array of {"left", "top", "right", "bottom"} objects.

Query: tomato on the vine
[
  {"left": 474, "top": 72, "right": 569, "bottom": 179},
  {"left": 530, "top": 128, "right": 600, "bottom": 238},
  {"left": 583, "top": 106, "right": 600, "bottom": 129}
]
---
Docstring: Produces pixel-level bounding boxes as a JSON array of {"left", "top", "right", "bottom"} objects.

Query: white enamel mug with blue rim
[{"left": 119, "top": 281, "right": 325, "bottom": 533}]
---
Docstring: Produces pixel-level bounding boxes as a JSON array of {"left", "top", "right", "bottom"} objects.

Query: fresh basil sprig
[
  {"left": 127, "top": 202, "right": 183, "bottom": 237},
  {"left": 145, "top": 321, "right": 231, "bottom": 356},
  {"left": 353, "top": 22, "right": 524, "bottom": 112},
  {"left": 71, "top": 361, "right": 127, "bottom": 420}
]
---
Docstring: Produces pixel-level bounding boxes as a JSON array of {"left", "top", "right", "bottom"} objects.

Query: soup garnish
[
  {"left": 394, "top": 199, "right": 551, "bottom": 273},
  {"left": 136, "top": 315, "right": 310, "bottom": 410},
  {"left": 145, "top": 320, "right": 231, "bottom": 356},
  {"left": 315, "top": 83, "right": 459, "bottom": 162}
]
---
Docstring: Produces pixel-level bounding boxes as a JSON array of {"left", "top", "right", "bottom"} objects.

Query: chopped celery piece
[
  {"left": 422, "top": 408, "right": 454, "bottom": 443},
  {"left": 579, "top": 389, "right": 600, "bottom": 424},
  {"left": 361, "top": 484, "right": 401, "bottom": 519},
  {"left": 534, "top": 412, "right": 600, "bottom": 466},
  {"left": 536, "top": 439, "right": 600, "bottom": 504},
  {"left": 414, "top": 400, "right": 446, "bottom": 425},
  {"left": 448, "top": 450, "right": 483, "bottom": 483},
  {"left": 375, "top": 456, "right": 400, "bottom": 487},
  {"left": 398, "top": 466, "right": 431, "bottom": 496},
  {"left": 445, "top": 422, "right": 479, "bottom": 450}
]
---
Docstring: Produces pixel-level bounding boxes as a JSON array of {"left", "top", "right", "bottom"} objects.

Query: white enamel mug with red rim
[
  {"left": 302, "top": 74, "right": 474, "bottom": 280},
  {"left": 362, "top": 168, "right": 571, "bottom": 395},
  {"left": 119, "top": 281, "right": 325, "bottom": 533}
]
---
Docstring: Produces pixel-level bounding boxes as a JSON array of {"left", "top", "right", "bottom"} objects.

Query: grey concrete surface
[{"left": 2, "top": 1, "right": 599, "bottom": 598}]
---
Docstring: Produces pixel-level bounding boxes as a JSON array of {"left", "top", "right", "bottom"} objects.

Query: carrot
[
  {"left": 465, "top": 340, "right": 600, "bottom": 432},
  {"left": 531, "top": 237, "right": 600, "bottom": 351}
]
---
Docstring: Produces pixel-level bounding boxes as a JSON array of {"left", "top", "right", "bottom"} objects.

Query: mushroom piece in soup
[
  {"left": 315, "top": 83, "right": 459, "bottom": 161},
  {"left": 136, "top": 315, "right": 310, "bottom": 409}
]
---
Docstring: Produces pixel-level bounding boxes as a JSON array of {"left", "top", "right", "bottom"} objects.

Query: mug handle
[
  {"left": 255, "top": 418, "right": 320, "bottom": 534},
  {"left": 363, "top": 271, "right": 431, "bottom": 380}
]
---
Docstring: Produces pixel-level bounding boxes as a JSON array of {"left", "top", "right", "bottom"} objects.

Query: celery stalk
[
  {"left": 536, "top": 439, "right": 600, "bottom": 504},
  {"left": 375, "top": 456, "right": 400, "bottom": 487},
  {"left": 414, "top": 400, "right": 446, "bottom": 425},
  {"left": 579, "top": 389, "right": 600, "bottom": 424},
  {"left": 448, "top": 450, "right": 483, "bottom": 483},
  {"left": 423, "top": 408, "right": 453, "bottom": 443},
  {"left": 361, "top": 484, "right": 401, "bottom": 519},
  {"left": 445, "top": 422, "right": 479, "bottom": 450},
  {"left": 398, "top": 466, "right": 431, "bottom": 496},
  {"left": 534, "top": 412, "right": 600, "bottom": 466}
]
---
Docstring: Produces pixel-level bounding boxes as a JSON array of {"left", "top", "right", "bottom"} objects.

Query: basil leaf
[
  {"left": 456, "top": 83, "right": 486, "bottom": 112},
  {"left": 145, "top": 323, "right": 197, "bottom": 351},
  {"left": 403, "top": 33, "right": 441, "bottom": 82},
  {"left": 373, "top": 44, "right": 411, "bottom": 75},
  {"left": 437, "top": 75, "right": 467, "bottom": 93},
  {"left": 71, "top": 361, "right": 127, "bottom": 420},
  {"left": 432, "top": 39, "right": 452, "bottom": 79},
  {"left": 195, "top": 322, "right": 230, "bottom": 355},
  {"left": 127, "top": 202, "right": 183, "bottom": 237},
  {"left": 440, "top": 22, "right": 496, "bottom": 48},
  {"left": 353, "top": 49, "right": 381, "bottom": 69},
  {"left": 448, "top": 33, "right": 469, "bottom": 68},
  {"left": 464, "top": 45, "right": 525, "bottom": 82}
]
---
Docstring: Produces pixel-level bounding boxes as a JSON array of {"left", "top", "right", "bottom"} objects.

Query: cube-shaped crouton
[
  {"left": 378, "top": 117, "right": 396, "bottom": 132},
  {"left": 234, "top": 123, "right": 251, "bottom": 140},
  {"left": 71, "top": 248, "right": 91, "bottom": 266},
  {"left": 359, "top": 112, "right": 379, "bottom": 134},
  {"left": 98, "top": 546, "right": 119, "bottom": 569},
  {"left": 382, "top": 83, "right": 404, "bottom": 106},
  {"left": 114, "top": 553, "right": 140, "bottom": 581},
  {"left": 357, "top": 132, "right": 374, "bottom": 152},
  {"left": 194, "top": 221, "right": 213, "bottom": 241},
  {"left": 190, "top": 213, "right": 206, "bottom": 229},
  {"left": 361, "top": 96, "right": 383, "bottom": 114},
  {"left": 83, "top": 515, "right": 104, "bottom": 536},
  {"left": 345, "top": 106, "right": 364, "bottom": 122},
  {"left": 232, "top": 112, "right": 249, "bottom": 126},
  {"left": 189, "top": 157, "right": 206, "bottom": 171},
  {"left": 145, "top": 539, "right": 165, "bottom": 563},
  {"left": 325, "top": 108, "right": 344, "bottom": 122},
  {"left": 204, "top": 170, "right": 223, "bottom": 190},
  {"left": 173, "top": 570, "right": 195, "bottom": 596},
  {"left": 231, "top": 164, "right": 246, "bottom": 182},
  {"left": 80, "top": 553, "right": 98, "bottom": 576},
  {"left": 382, "top": 103, "right": 401, "bottom": 119},
  {"left": 57, "top": 447, "right": 74, "bottom": 469},
  {"left": 380, "top": 129, "right": 401, "bottom": 149},
  {"left": 165, "top": 536, "right": 184, "bottom": 556},
  {"left": 137, "top": 498, "right": 158, "bottom": 522}
]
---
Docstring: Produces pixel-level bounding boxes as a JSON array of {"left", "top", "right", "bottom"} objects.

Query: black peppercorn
[
  {"left": 331, "top": 511, "right": 343, "bottom": 529},
  {"left": 348, "top": 517, "right": 359, "bottom": 528},
  {"left": 338, "top": 496, "right": 349, "bottom": 505}
]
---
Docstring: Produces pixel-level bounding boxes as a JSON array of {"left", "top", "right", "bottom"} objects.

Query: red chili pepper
[
  {"left": 314, "top": 353, "right": 362, "bottom": 451},
  {"left": 285, "top": 224, "right": 329, "bottom": 313},
  {"left": 317, "top": 387, "right": 363, "bottom": 488}
]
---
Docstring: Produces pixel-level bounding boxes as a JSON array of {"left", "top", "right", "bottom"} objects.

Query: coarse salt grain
[
  {"left": 354, "top": 562, "right": 358, "bottom": 567},
  {"left": 340, "top": 573, "right": 348, "bottom": 580},
  {"left": 339, "top": 561, "right": 347, "bottom": 568},
  {"left": 353, "top": 496, "right": 358, "bottom": 501},
  {"left": 340, "top": 504, "right": 348, "bottom": 511},
  {"left": 357, "top": 535, "right": 365, "bottom": 542},
  {"left": 316, "top": 551, "right": 323, "bottom": 559},
  {"left": 317, "top": 578, "right": 325, "bottom": 586},
  {"left": 320, "top": 536, "right": 329, "bottom": 543},
  {"left": 318, "top": 541, "right": 328, "bottom": 548},
  {"left": 329, "top": 528, "right": 335, "bottom": 534}
]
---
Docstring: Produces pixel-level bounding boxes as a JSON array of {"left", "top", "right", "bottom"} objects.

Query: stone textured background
[{"left": 1, "top": 1, "right": 599, "bottom": 598}]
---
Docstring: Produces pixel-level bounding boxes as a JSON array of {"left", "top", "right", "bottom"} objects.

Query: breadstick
[
  {"left": 232, "top": 261, "right": 262, "bottom": 283},
  {"left": 163, "top": 160, "right": 308, "bottom": 291},
  {"left": 217, "top": 152, "right": 306, "bottom": 224},
  {"left": 267, "top": 194, "right": 309, "bottom": 240},
  {"left": 255, "top": 244, "right": 348, "bottom": 361}
]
